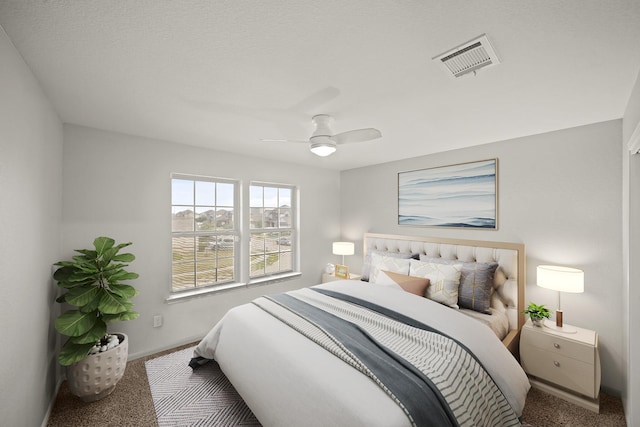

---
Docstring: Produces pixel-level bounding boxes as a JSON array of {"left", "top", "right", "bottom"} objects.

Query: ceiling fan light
[
  {"left": 310, "top": 145, "right": 336, "bottom": 157},
  {"left": 310, "top": 138, "right": 336, "bottom": 157}
]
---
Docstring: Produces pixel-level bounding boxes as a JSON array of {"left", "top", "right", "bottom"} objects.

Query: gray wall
[
  {"left": 340, "top": 120, "right": 624, "bottom": 394},
  {"left": 622, "top": 69, "right": 640, "bottom": 425},
  {"left": 0, "top": 28, "right": 63, "bottom": 426},
  {"left": 62, "top": 124, "right": 342, "bottom": 359}
]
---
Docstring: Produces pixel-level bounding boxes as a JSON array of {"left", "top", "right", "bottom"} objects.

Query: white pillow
[
  {"left": 373, "top": 270, "right": 404, "bottom": 291},
  {"left": 369, "top": 253, "right": 411, "bottom": 284},
  {"left": 409, "top": 259, "right": 463, "bottom": 308}
]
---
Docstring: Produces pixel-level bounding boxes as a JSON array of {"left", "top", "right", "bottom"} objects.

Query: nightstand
[
  {"left": 520, "top": 319, "right": 601, "bottom": 412},
  {"left": 321, "top": 273, "right": 361, "bottom": 283}
]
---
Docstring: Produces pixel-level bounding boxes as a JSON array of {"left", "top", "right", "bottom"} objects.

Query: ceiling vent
[{"left": 433, "top": 34, "right": 500, "bottom": 78}]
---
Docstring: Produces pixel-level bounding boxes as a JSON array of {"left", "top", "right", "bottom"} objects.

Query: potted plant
[
  {"left": 53, "top": 236, "right": 139, "bottom": 402},
  {"left": 523, "top": 302, "right": 551, "bottom": 327}
]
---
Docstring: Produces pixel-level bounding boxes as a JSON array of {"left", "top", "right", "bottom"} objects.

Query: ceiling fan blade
[{"left": 332, "top": 128, "right": 382, "bottom": 145}]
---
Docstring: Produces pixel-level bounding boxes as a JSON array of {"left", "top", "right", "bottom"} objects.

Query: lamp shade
[
  {"left": 537, "top": 265, "right": 584, "bottom": 293},
  {"left": 332, "top": 242, "right": 355, "bottom": 256}
]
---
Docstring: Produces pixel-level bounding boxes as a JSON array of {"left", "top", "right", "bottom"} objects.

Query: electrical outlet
[{"left": 153, "top": 315, "right": 163, "bottom": 328}]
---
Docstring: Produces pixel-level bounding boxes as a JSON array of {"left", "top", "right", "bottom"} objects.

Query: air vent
[{"left": 433, "top": 34, "right": 500, "bottom": 78}]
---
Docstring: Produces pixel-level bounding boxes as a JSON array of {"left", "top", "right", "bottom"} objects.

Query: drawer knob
[
  {"left": 554, "top": 361, "right": 560, "bottom": 367},
  {"left": 553, "top": 343, "right": 560, "bottom": 349}
]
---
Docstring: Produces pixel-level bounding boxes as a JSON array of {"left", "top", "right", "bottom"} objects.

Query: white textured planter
[
  {"left": 66, "top": 333, "right": 129, "bottom": 402},
  {"left": 531, "top": 318, "right": 545, "bottom": 327}
]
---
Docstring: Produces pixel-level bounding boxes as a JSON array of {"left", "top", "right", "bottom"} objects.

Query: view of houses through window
[
  {"left": 171, "top": 175, "right": 238, "bottom": 292},
  {"left": 171, "top": 175, "right": 296, "bottom": 293},
  {"left": 249, "top": 183, "right": 295, "bottom": 278}
]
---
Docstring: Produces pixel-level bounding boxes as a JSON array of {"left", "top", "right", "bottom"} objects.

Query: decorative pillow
[
  {"left": 361, "top": 250, "right": 414, "bottom": 282},
  {"left": 375, "top": 270, "right": 430, "bottom": 297},
  {"left": 371, "top": 271, "right": 404, "bottom": 291},
  {"left": 419, "top": 255, "right": 498, "bottom": 313},
  {"left": 369, "top": 253, "right": 411, "bottom": 284},
  {"left": 409, "top": 259, "right": 462, "bottom": 308}
]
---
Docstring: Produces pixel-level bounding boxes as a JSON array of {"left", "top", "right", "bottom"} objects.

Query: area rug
[{"left": 145, "top": 346, "right": 261, "bottom": 426}]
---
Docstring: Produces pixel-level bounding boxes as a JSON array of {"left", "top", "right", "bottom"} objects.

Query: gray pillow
[
  {"left": 361, "top": 250, "right": 416, "bottom": 282},
  {"left": 419, "top": 255, "right": 498, "bottom": 313}
]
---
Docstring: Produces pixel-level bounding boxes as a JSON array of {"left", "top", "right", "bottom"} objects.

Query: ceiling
[{"left": 1, "top": 1, "right": 639, "bottom": 171}]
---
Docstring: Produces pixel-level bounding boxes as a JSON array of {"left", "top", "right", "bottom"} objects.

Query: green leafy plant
[
  {"left": 54, "top": 237, "right": 139, "bottom": 366},
  {"left": 522, "top": 301, "right": 551, "bottom": 320}
]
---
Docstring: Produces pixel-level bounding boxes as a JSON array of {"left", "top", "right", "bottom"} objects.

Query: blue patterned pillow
[{"left": 419, "top": 255, "right": 498, "bottom": 313}]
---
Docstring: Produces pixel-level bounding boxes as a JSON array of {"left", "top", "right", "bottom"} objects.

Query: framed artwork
[
  {"left": 398, "top": 158, "right": 498, "bottom": 229},
  {"left": 334, "top": 264, "right": 350, "bottom": 279}
]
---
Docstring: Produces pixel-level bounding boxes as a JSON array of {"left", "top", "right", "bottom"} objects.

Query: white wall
[
  {"left": 0, "top": 28, "right": 63, "bottom": 426},
  {"left": 1, "top": 15, "right": 632, "bottom": 420},
  {"left": 340, "top": 120, "right": 624, "bottom": 394},
  {"left": 62, "top": 124, "right": 342, "bottom": 358},
  {"left": 622, "top": 69, "right": 640, "bottom": 425}
]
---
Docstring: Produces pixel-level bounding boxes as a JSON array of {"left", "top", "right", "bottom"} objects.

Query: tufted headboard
[{"left": 363, "top": 233, "right": 526, "bottom": 355}]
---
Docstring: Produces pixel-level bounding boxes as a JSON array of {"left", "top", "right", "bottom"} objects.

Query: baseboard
[
  {"left": 41, "top": 376, "right": 65, "bottom": 427},
  {"left": 128, "top": 335, "right": 204, "bottom": 361}
]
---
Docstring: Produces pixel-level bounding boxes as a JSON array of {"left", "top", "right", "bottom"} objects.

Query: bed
[{"left": 192, "top": 233, "right": 530, "bottom": 427}]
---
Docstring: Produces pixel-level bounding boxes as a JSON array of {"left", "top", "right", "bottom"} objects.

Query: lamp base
[
  {"left": 544, "top": 316, "right": 578, "bottom": 334},
  {"left": 543, "top": 309, "right": 577, "bottom": 333}
]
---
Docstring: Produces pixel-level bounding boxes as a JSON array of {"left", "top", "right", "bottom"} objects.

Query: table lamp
[
  {"left": 332, "top": 241, "right": 355, "bottom": 266},
  {"left": 536, "top": 265, "right": 584, "bottom": 333}
]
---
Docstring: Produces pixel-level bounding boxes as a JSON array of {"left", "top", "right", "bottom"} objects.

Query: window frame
[
  {"left": 168, "top": 175, "right": 300, "bottom": 302},
  {"left": 170, "top": 173, "right": 240, "bottom": 296},
  {"left": 248, "top": 181, "right": 297, "bottom": 281}
]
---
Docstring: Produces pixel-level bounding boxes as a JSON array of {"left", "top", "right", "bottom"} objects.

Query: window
[
  {"left": 171, "top": 174, "right": 238, "bottom": 292},
  {"left": 249, "top": 183, "right": 295, "bottom": 279},
  {"left": 170, "top": 176, "right": 298, "bottom": 296}
]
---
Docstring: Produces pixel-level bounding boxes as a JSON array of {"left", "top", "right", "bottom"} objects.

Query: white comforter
[{"left": 194, "top": 280, "right": 530, "bottom": 427}]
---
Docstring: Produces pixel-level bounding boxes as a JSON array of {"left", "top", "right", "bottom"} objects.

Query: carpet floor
[{"left": 47, "top": 343, "right": 627, "bottom": 427}]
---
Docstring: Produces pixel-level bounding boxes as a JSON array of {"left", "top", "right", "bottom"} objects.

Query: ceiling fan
[{"left": 262, "top": 114, "right": 382, "bottom": 157}]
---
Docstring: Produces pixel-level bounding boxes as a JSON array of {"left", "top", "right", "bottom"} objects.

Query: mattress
[{"left": 193, "top": 280, "right": 530, "bottom": 426}]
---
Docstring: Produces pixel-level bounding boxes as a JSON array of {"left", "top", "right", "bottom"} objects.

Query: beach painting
[{"left": 398, "top": 159, "right": 497, "bottom": 228}]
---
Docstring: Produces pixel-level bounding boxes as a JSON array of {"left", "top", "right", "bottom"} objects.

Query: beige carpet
[
  {"left": 48, "top": 343, "right": 627, "bottom": 427},
  {"left": 47, "top": 343, "right": 196, "bottom": 427},
  {"left": 521, "top": 387, "right": 626, "bottom": 427}
]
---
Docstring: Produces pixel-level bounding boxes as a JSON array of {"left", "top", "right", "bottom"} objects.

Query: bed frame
[{"left": 363, "top": 233, "right": 526, "bottom": 356}]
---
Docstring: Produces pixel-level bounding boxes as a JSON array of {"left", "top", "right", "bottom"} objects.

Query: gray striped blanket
[{"left": 252, "top": 287, "right": 520, "bottom": 427}]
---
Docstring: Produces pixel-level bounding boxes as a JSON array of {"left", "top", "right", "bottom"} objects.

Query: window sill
[
  {"left": 165, "top": 272, "right": 302, "bottom": 304},
  {"left": 248, "top": 271, "right": 302, "bottom": 286}
]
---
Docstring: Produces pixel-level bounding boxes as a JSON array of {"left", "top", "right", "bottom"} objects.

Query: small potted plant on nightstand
[
  {"left": 523, "top": 302, "right": 551, "bottom": 327},
  {"left": 53, "top": 236, "right": 139, "bottom": 402}
]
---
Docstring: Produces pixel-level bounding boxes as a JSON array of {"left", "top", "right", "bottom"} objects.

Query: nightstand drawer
[
  {"left": 523, "top": 328, "right": 594, "bottom": 364},
  {"left": 522, "top": 345, "right": 597, "bottom": 398}
]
